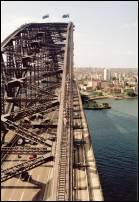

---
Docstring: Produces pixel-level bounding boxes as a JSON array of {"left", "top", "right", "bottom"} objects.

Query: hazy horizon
[
  {"left": 1, "top": 1, "right": 138, "bottom": 68},
  {"left": 75, "top": 66, "right": 138, "bottom": 69}
]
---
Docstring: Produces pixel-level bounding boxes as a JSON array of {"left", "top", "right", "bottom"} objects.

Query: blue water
[{"left": 85, "top": 98, "right": 138, "bottom": 201}]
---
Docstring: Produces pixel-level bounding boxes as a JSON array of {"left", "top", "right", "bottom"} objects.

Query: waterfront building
[
  {"left": 107, "top": 87, "right": 122, "bottom": 94},
  {"left": 86, "top": 86, "right": 93, "bottom": 91},
  {"left": 87, "top": 80, "right": 93, "bottom": 87},
  {"left": 92, "top": 80, "right": 101, "bottom": 90},
  {"left": 101, "top": 81, "right": 109, "bottom": 89},
  {"left": 121, "top": 88, "right": 124, "bottom": 94},
  {"left": 79, "top": 84, "right": 86, "bottom": 91}
]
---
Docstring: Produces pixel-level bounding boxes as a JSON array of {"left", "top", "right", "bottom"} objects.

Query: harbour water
[{"left": 85, "top": 98, "right": 138, "bottom": 201}]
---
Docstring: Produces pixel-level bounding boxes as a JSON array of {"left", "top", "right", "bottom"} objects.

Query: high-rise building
[
  {"left": 114, "top": 72, "right": 118, "bottom": 79},
  {"left": 104, "top": 68, "right": 110, "bottom": 81},
  {"left": 118, "top": 73, "right": 122, "bottom": 82}
]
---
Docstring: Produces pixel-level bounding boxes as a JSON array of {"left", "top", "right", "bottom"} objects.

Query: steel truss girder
[
  {"left": 9, "top": 101, "right": 59, "bottom": 121},
  {"left": 1, "top": 23, "right": 68, "bottom": 115},
  {"left": 1, "top": 153, "right": 54, "bottom": 182},
  {"left": 1, "top": 23, "right": 71, "bottom": 189},
  {"left": 4, "top": 97, "right": 57, "bottom": 103},
  {"left": 3, "top": 119, "right": 52, "bottom": 147},
  {"left": 1, "top": 146, "right": 50, "bottom": 154}
]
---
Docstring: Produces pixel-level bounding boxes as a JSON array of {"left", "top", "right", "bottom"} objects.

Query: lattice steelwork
[
  {"left": 1, "top": 22, "right": 75, "bottom": 201},
  {"left": 1, "top": 22, "right": 104, "bottom": 202},
  {"left": 1, "top": 23, "right": 68, "bottom": 173},
  {"left": 1, "top": 23, "right": 68, "bottom": 115}
]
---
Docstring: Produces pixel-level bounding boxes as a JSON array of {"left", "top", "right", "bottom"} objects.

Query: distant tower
[
  {"left": 104, "top": 68, "right": 110, "bottom": 81},
  {"left": 118, "top": 73, "right": 122, "bottom": 82}
]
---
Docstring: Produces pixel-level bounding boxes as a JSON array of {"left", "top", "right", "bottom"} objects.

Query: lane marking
[{"left": 19, "top": 191, "right": 25, "bottom": 201}]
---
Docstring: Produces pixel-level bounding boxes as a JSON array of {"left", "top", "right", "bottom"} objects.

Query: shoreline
[
  {"left": 83, "top": 107, "right": 111, "bottom": 110},
  {"left": 88, "top": 95, "right": 138, "bottom": 100}
]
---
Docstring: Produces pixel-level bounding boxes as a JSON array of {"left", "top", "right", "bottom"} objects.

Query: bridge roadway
[{"left": 1, "top": 22, "right": 103, "bottom": 201}]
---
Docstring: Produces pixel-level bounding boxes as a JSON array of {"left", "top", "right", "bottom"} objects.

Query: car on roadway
[
  {"left": 20, "top": 171, "right": 31, "bottom": 181},
  {"left": 28, "top": 153, "right": 37, "bottom": 160}
]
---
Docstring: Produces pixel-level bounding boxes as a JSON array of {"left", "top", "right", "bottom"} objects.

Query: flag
[
  {"left": 62, "top": 14, "right": 69, "bottom": 18},
  {"left": 42, "top": 14, "right": 49, "bottom": 19}
]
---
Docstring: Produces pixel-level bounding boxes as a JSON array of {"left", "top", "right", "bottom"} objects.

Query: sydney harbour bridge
[{"left": 1, "top": 22, "right": 103, "bottom": 201}]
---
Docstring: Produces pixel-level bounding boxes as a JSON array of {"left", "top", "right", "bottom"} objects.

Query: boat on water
[
  {"left": 114, "top": 97, "right": 123, "bottom": 100},
  {"left": 83, "top": 102, "right": 111, "bottom": 110}
]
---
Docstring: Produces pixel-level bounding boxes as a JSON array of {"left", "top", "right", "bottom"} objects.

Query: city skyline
[{"left": 1, "top": 1, "right": 138, "bottom": 68}]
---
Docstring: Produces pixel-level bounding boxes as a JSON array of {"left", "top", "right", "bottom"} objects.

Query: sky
[{"left": 1, "top": 1, "right": 138, "bottom": 68}]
